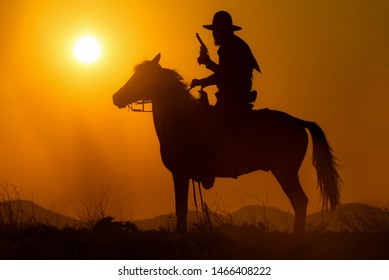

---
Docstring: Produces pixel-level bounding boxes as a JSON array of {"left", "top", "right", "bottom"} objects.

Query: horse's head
[{"left": 113, "top": 53, "right": 163, "bottom": 109}]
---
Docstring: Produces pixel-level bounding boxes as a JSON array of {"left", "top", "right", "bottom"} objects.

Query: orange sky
[{"left": 1, "top": 0, "right": 388, "bottom": 220}]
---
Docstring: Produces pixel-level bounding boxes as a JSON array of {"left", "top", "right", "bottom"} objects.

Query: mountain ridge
[
  {"left": 0, "top": 200, "right": 79, "bottom": 228},
  {"left": 132, "top": 202, "right": 389, "bottom": 232},
  {"left": 1, "top": 200, "right": 387, "bottom": 232}
]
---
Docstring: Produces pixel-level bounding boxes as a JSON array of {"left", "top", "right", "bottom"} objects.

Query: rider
[{"left": 191, "top": 11, "right": 260, "bottom": 112}]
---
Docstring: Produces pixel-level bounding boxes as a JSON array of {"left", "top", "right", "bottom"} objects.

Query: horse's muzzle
[{"left": 112, "top": 95, "right": 127, "bottom": 109}]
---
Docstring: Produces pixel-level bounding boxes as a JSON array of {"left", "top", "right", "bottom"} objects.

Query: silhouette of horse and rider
[{"left": 112, "top": 11, "right": 341, "bottom": 234}]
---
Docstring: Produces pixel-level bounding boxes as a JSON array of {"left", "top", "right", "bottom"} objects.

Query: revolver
[{"left": 196, "top": 33, "right": 209, "bottom": 66}]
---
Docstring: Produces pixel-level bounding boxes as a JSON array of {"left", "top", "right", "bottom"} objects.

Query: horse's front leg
[{"left": 173, "top": 173, "right": 189, "bottom": 233}]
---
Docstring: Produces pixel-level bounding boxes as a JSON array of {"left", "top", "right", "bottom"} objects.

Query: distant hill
[
  {"left": 133, "top": 203, "right": 389, "bottom": 232},
  {"left": 229, "top": 205, "right": 294, "bottom": 231},
  {"left": 133, "top": 211, "right": 207, "bottom": 230},
  {"left": 306, "top": 202, "right": 389, "bottom": 232},
  {"left": 132, "top": 205, "right": 295, "bottom": 231},
  {"left": 1, "top": 200, "right": 387, "bottom": 232},
  {"left": 0, "top": 200, "right": 79, "bottom": 228}
]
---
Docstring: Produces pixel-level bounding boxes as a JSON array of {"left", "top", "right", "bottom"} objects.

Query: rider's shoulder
[
  {"left": 232, "top": 35, "right": 250, "bottom": 47},
  {"left": 227, "top": 35, "right": 253, "bottom": 56}
]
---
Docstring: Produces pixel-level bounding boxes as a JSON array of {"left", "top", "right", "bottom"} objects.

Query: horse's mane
[
  {"left": 162, "top": 68, "right": 190, "bottom": 93},
  {"left": 134, "top": 60, "right": 195, "bottom": 102}
]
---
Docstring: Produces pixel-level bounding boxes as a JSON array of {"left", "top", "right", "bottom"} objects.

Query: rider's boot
[{"left": 201, "top": 176, "right": 215, "bottom": 189}]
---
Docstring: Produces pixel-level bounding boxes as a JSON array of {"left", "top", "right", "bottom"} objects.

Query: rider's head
[{"left": 203, "top": 11, "right": 241, "bottom": 45}]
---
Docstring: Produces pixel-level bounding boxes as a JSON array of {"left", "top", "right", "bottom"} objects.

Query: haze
[{"left": 1, "top": 0, "right": 388, "bottom": 220}]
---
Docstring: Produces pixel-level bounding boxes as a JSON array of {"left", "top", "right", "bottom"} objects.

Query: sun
[{"left": 73, "top": 36, "right": 102, "bottom": 63}]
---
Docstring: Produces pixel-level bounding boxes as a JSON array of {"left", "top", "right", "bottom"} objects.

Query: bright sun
[{"left": 73, "top": 36, "right": 101, "bottom": 63}]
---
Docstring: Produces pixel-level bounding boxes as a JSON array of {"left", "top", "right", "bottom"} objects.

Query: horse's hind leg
[{"left": 272, "top": 169, "right": 308, "bottom": 234}]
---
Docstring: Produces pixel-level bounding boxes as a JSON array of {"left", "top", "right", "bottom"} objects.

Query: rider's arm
[
  {"left": 205, "top": 60, "right": 219, "bottom": 73},
  {"left": 200, "top": 73, "right": 217, "bottom": 87},
  {"left": 190, "top": 73, "right": 217, "bottom": 89}
]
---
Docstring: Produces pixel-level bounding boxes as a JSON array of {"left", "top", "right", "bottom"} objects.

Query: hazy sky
[{"left": 1, "top": 0, "right": 388, "bottom": 220}]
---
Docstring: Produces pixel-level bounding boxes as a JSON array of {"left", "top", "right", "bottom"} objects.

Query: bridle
[{"left": 127, "top": 100, "right": 152, "bottom": 112}]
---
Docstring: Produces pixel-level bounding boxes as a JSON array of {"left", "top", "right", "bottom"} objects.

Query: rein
[
  {"left": 192, "top": 178, "right": 211, "bottom": 226},
  {"left": 192, "top": 179, "right": 205, "bottom": 219}
]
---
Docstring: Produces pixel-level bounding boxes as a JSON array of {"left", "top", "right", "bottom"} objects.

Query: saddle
[{"left": 199, "top": 89, "right": 258, "bottom": 110}]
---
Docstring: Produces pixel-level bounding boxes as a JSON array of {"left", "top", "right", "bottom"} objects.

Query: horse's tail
[{"left": 302, "top": 120, "right": 342, "bottom": 210}]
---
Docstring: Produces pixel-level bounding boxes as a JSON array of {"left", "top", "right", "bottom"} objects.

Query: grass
[
  {"left": 71, "top": 189, "right": 109, "bottom": 230},
  {"left": 0, "top": 217, "right": 388, "bottom": 260},
  {"left": 0, "top": 183, "right": 388, "bottom": 259}
]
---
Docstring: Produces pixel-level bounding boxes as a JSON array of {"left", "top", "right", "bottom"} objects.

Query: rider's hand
[
  {"left": 190, "top": 78, "right": 202, "bottom": 88},
  {"left": 197, "top": 52, "right": 211, "bottom": 67}
]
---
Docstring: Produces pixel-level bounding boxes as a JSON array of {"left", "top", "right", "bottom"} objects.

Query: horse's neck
[{"left": 152, "top": 87, "right": 195, "bottom": 145}]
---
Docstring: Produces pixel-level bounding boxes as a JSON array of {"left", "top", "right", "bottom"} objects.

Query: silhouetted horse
[{"left": 113, "top": 54, "right": 341, "bottom": 233}]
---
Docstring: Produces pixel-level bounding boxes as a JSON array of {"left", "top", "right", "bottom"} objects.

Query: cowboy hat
[{"left": 203, "top": 11, "right": 242, "bottom": 31}]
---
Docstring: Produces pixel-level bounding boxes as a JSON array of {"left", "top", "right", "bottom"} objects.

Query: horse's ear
[{"left": 152, "top": 53, "right": 161, "bottom": 64}]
